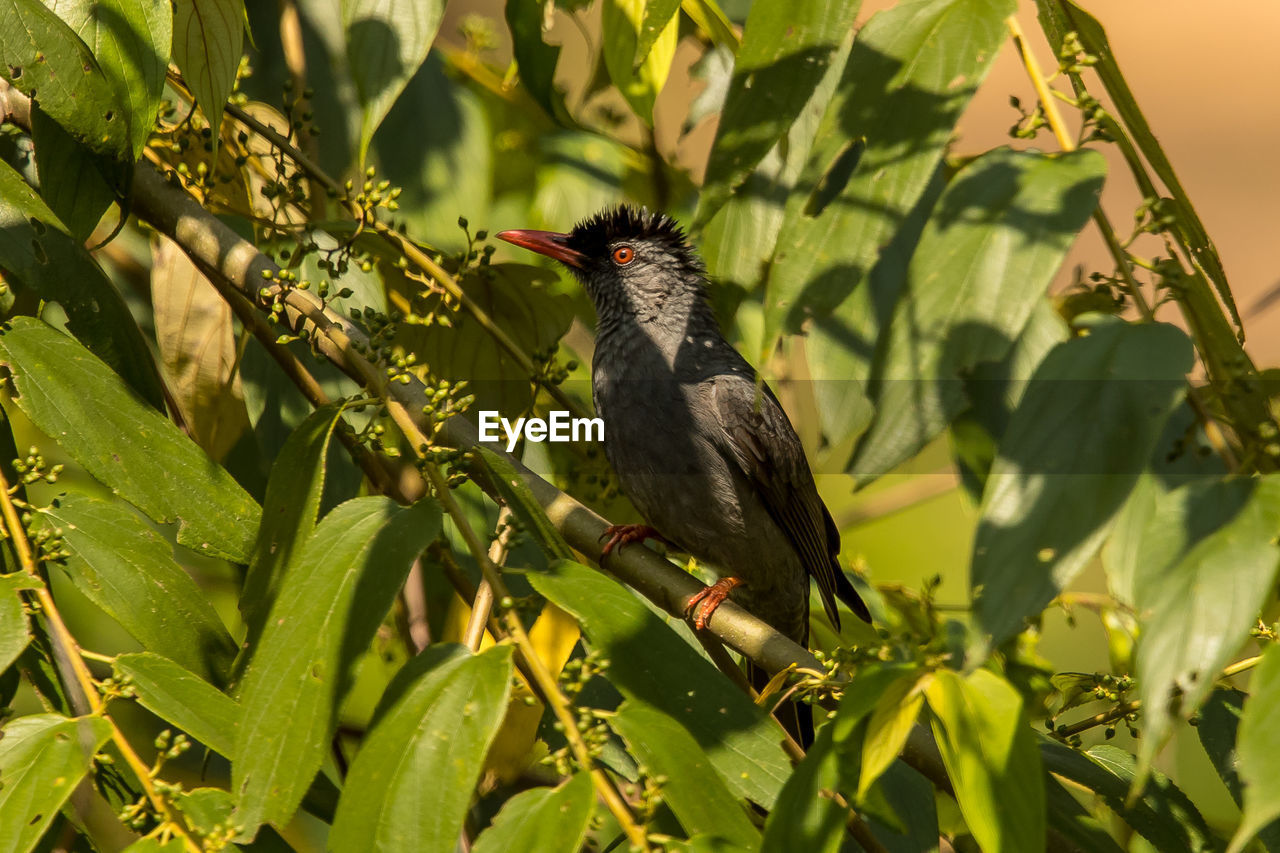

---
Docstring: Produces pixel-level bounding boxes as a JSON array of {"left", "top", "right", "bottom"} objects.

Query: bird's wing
[{"left": 709, "top": 375, "right": 855, "bottom": 629}]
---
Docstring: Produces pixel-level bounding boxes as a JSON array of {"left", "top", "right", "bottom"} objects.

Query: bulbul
[{"left": 498, "top": 206, "right": 870, "bottom": 745}]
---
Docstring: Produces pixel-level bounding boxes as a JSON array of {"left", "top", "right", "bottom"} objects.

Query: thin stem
[
  {"left": 464, "top": 507, "right": 514, "bottom": 652},
  {"left": 0, "top": 472, "right": 200, "bottom": 852}
]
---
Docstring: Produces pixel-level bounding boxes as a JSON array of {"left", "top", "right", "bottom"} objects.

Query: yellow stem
[{"left": 0, "top": 471, "right": 200, "bottom": 852}]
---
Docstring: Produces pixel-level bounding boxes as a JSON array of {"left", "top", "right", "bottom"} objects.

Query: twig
[
  {"left": 464, "top": 507, "right": 515, "bottom": 652},
  {"left": 0, "top": 469, "right": 201, "bottom": 852}
]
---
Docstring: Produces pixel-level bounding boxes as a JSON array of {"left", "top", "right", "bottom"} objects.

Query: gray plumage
[{"left": 499, "top": 207, "right": 870, "bottom": 645}]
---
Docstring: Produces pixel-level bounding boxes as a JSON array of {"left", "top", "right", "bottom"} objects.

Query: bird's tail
[{"left": 747, "top": 658, "right": 814, "bottom": 749}]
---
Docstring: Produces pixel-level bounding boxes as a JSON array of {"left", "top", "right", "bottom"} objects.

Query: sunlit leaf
[
  {"left": 115, "top": 652, "right": 238, "bottom": 757},
  {"left": 971, "top": 318, "right": 1193, "bottom": 650},
  {"left": 1133, "top": 475, "right": 1280, "bottom": 781},
  {"left": 40, "top": 494, "right": 237, "bottom": 683},
  {"left": 0, "top": 574, "right": 40, "bottom": 675},
  {"left": 925, "top": 669, "right": 1045, "bottom": 852},
  {"left": 601, "top": 0, "right": 679, "bottom": 122},
  {"left": 612, "top": 701, "right": 761, "bottom": 847},
  {"left": 172, "top": 0, "right": 244, "bottom": 141},
  {"left": 472, "top": 773, "right": 595, "bottom": 853},
  {"left": 0, "top": 714, "right": 112, "bottom": 853},
  {"left": 0, "top": 318, "right": 260, "bottom": 562},
  {"left": 1228, "top": 645, "right": 1280, "bottom": 853},
  {"left": 331, "top": 645, "right": 513, "bottom": 852},
  {"left": 233, "top": 496, "right": 440, "bottom": 833},
  {"left": 696, "top": 0, "right": 862, "bottom": 226}
]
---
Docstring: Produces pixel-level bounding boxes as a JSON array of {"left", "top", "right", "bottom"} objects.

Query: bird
[{"left": 497, "top": 206, "right": 870, "bottom": 745}]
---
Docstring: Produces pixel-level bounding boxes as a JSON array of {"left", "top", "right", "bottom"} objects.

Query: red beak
[{"left": 496, "top": 229, "right": 586, "bottom": 269}]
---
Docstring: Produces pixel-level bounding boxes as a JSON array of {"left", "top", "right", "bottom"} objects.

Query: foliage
[{"left": 0, "top": 0, "right": 1275, "bottom": 850}]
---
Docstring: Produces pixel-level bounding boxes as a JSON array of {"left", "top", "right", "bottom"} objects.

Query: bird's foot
[
  {"left": 686, "top": 577, "right": 743, "bottom": 630},
  {"left": 600, "top": 524, "right": 667, "bottom": 557}
]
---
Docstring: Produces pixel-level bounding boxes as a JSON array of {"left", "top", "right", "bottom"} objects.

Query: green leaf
[
  {"left": 924, "top": 669, "right": 1045, "bottom": 852},
  {"left": 238, "top": 404, "right": 345, "bottom": 669},
  {"left": 851, "top": 148, "right": 1107, "bottom": 480},
  {"left": 760, "top": 722, "right": 845, "bottom": 853},
  {"left": 0, "top": 318, "right": 260, "bottom": 562},
  {"left": 233, "top": 496, "right": 441, "bottom": 833},
  {"left": 1229, "top": 644, "right": 1280, "bottom": 853},
  {"left": 114, "top": 652, "right": 238, "bottom": 758},
  {"left": 1199, "top": 688, "right": 1280, "bottom": 852},
  {"left": 1133, "top": 475, "right": 1280, "bottom": 780},
  {"left": 344, "top": 0, "right": 446, "bottom": 166},
  {"left": 634, "top": 0, "right": 683, "bottom": 67},
  {"left": 612, "top": 701, "right": 761, "bottom": 847},
  {"left": 601, "top": 0, "right": 678, "bottom": 122},
  {"left": 51, "top": 0, "right": 172, "bottom": 158},
  {"left": 505, "top": 0, "right": 570, "bottom": 124},
  {"left": 527, "top": 560, "right": 791, "bottom": 808},
  {"left": 1044, "top": 774, "right": 1125, "bottom": 853},
  {"left": 403, "top": 263, "right": 573, "bottom": 417},
  {"left": 0, "top": 714, "right": 112, "bottom": 853},
  {"left": 0, "top": 573, "right": 40, "bottom": 674},
  {"left": 970, "top": 319, "right": 1194, "bottom": 649},
  {"left": 858, "top": 673, "right": 924, "bottom": 802},
  {"left": 0, "top": 162, "right": 167, "bottom": 410},
  {"left": 29, "top": 104, "right": 117, "bottom": 241},
  {"left": 475, "top": 447, "right": 573, "bottom": 560},
  {"left": 1040, "top": 738, "right": 1215, "bottom": 853},
  {"left": 695, "top": 0, "right": 862, "bottom": 226},
  {"left": 763, "top": 0, "right": 1012, "bottom": 349},
  {"left": 372, "top": 56, "right": 490, "bottom": 249},
  {"left": 40, "top": 494, "right": 237, "bottom": 683},
  {"left": 151, "top": 235, "right": 251, "bottom": 462},
  {"left": 472, "top": 773, "right": 595, "bottom": 853},
  {"left": 331, "top": 645, "right": 514, "bottom": 852},
  {"left": 0, "top": 0, "right": 130, "bottom": 161},
  {"left": 172, "top": 0, "right": 244, "bottom": 140}
]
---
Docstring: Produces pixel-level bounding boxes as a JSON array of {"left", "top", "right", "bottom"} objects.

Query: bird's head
[{"left": 497, "top": 206, "right": 707, "bottom": 323}]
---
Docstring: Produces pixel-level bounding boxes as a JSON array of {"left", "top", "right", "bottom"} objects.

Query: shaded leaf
[
  {"left": 1044, "top": 774, "right": 1125, "bottom": 853},
  {"left": 0, "top": 573, "right": 40, "bottom": 674},
  {"left": 925, "top": 669, "right": 1045, "bottom": 852},
  {"left": 1228, "top": 644, "right": 1280, "bottom": 853},
  {"left": 612, "top": 701, "right": 761, "bottom": 847},
  {"left": 0, "top": 318, "right": 260, "bottom": 562},
  {"left": 238, "top": 404, "right": 345, "bottom": 671},
  {"left": 475, "top": 446, "right": 573, "bottom": 560},
  {"left": 344, "top": 0, "right": 446, "bottom": 165},
  {"left": 971, "top": 319, "right": 1193, "bottom": 649},
  {"left": 29, "top": 104, "right": 116, "bottom": 241},
  {"left": 473, "top": 773, "right": 593, "bottom": 853},
  {"left": 760, "top": 721, "right": 844, "bottom": 853},
  {"left": 40, "top": 494, "right": 237, "bottom": 683},
  {"left": 0, "top": 714, "right": 112, "bottom": 853},
  {"left": 505, "top": 0, "right": 570, "bottom": 124},
  {"left": 528, "top": 560, "right": 791, "bottom": 808},
  {"left": 852, "top": 148, "right": 1107, "bottom": 480},
  {"left": 763, "top": 0, "right": 1012, "bottom": 347},
  {"left": 172, "top": 0, "right": 244, "bottom": 140},
  {"left": 151, "top": 234, "right": 250, "bottom": 462},
  {"left": 233, "top": 496, "right": 441, "bottom": 833},
  {"left": 0, "top": 0, "right": 130, "bottom": 160},
  {"left": 0, "top": 161, "right": 166, "bottom": 409},
  {"left": 696, "top": 0, "right": 861, "bottom": 226},
  {"left": 1040, "top": 738, "right": 1215, "bottom": 853},
  {"left": 331, "top": 645, "right": 513, "bottom": 852},
  {"left": 1133, "top": 475, "right": 1280, "bottom": 780},
  {"left": 1198, "top": 688, "right": 1280, "bottom": 852},
  {"left": 115, "top": 652, "right": 238, "bottom": 758}
]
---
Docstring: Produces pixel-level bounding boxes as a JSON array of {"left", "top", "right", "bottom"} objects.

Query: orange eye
[{"left": 612, "top": 245, "right": 635, "bottom": 265}]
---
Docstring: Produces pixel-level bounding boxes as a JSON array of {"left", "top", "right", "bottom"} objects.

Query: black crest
[{"left": 566, "top": 206, "right": 702, "bottom": 273}]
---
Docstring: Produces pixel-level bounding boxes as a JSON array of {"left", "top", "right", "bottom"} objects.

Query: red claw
[
  {"left": 600, "top": 524, "right": 665, "bottom": 557},
  {"left": 685, "top": 577, "right": 743, "bottom": 630}
]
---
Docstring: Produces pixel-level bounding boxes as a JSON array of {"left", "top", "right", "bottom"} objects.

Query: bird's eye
[{"left": 612, "top": 245, "right": 635, "bottom": 265}]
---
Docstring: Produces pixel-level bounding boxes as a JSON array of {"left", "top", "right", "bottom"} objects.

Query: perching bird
[{"left": 498, "top": 206, "right": 870, "bottom": 745}]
